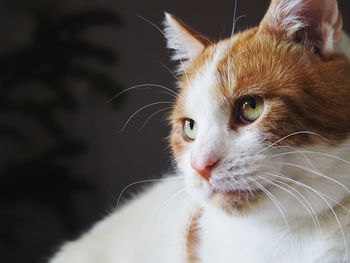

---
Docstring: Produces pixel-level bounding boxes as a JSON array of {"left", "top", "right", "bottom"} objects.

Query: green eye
[
  {"left": 238, "top": 96, "right": 264, "bottom": 123},
  {"left": 183, "top": 119, "right": 198, "bottom": 141}
]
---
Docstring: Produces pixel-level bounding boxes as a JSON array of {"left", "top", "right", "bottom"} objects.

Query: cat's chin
[
  {"left": 187, "top": 172, "right": 266, "bottom": 214},
  {"left": 209, "top": 189, "right": 264, "bottom": 215}
]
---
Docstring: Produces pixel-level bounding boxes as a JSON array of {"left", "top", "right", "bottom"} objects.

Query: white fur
[
  {"left": 267, "top": 0, "right": 309, "bottom": 36},
  {"left": 163, "top": 13, "right": 204, "bottom": 63},
  {"left": 200, "top": 202, "right": 349, "bottom": 263},
  {"left": 261, "top": 0, "right": 342, "bottom": 53},
  {"left": 50, "top": 177, "right": 196, "bottom": 263}
]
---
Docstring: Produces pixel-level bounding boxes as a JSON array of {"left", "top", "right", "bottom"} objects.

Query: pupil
[
  {"left": 249, "top": 98, "right": 256, "bottom": 109},
  {"left": 189, "top": 120, "right": 194, "bottom": 130}
]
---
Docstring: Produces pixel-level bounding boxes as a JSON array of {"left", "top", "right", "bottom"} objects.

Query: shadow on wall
[{"left": 0, "top": 0, "right": 124, "bottom": 262}]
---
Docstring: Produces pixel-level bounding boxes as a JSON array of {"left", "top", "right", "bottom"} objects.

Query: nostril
[
  {"left": 190, "top": 156, "right": 219, "bottom": 181},
  {"left": 207, "top": 160, "right": 218, "bottom": 169}
]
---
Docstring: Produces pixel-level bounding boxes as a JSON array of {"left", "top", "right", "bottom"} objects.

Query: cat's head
[{"left": 165, "top": 0, "right": 350, "bottom": 219}]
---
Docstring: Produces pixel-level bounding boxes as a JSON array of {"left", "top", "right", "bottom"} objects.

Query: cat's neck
[{"left": 198, "top": 201, "right": 350, "bottom": 263}]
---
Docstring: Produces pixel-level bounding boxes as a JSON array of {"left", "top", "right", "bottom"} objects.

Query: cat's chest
[
  {"left": 199, "top": 232, "right": 323, "bottom": 263},
  {"left": 197, "top": 211, "right": 333, "bottom": 263}
]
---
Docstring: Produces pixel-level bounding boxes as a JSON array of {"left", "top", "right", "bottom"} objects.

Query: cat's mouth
[
  {"left": 208, "top": 175, "right": 261, "bottom": 194},
  {"left": 190, "top": 172, "right": 267, "bottom": 213},
  {"left": 212, "top": 189, "right": 257, "bottom": 196},
  {"left": 205, "top": 176, "right": 266, "bottom": 212}
]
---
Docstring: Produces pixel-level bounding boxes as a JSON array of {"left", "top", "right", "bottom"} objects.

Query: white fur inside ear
[
  {"left": 260, "top": 0, "right": 342, "bottom": 54},
  {"left": 163, "top": 13, "right": 205, "bottom": 62},
  {"left": 267, "top": 0, "right": 309, "bottom": 36}
]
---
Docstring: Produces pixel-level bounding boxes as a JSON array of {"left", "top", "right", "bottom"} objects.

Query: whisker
[
  {"left": 116, "top": 176, "right": 185, "bottom": 208},
  {"left": 229, "top": 0, "right": 247, "bottom": 38},
  {"left": 157, "top": 91, "right": 178, "bottom": 98},
  {"left": 134, "top": 13, "right": 165, "bottom": 35},
  {"left": 272, "top": 149, "right": 350, "bottom": 168},
  {"left": 158, "top": 61, "right": 179, "bottom": 81},
  {"left": 226, "top": 0, "right": 248, "bottom": 94},
  {"left": 265, "top": 172, "right": 349, "bottom": 257},
  {"left": 141, "top": 186, "right": 189, "bottom": 236},
  {"left": 147, "top": 188, "right": 187, "bottom": 223},
  {"left": 270, "top": 145, "right": 320, "bottom": 172},
  {"left": 263, "top": 175, "right": 323, "bottom": 231},
  {"left": 120, "top": 101, "right": 172, "bottom": 132},
  {"left": 284, "top": 162, "right": 350, "bottom": 195},
  {"left": 257, "top": 131, "right": 329, "bottom": 154},
  {"left": 230, "top": 0, "right": 239, "bottom": 37},
  {"left": 133, "top": 13, "right": 190, "bottom": 82},
  {"left": 138, "top": 107, "right": 172, "bottom": 131},
  {"left": 105, "top": 83, "right": 178, "bottom": 104},
  {"left": 319, "top": 192, "right": 350, "bottom": 213},
  {"left": 248, "top": 177, "right": 290, "bottom": 230},
  {"left": 231, "top": 15, "right": 246, "bottom": 37},
  {"left": 257, "top": 175, "right": 322, "bottom": 238},
  {"left": 243, "top": 177, "right": 254, "bottom": 196}
]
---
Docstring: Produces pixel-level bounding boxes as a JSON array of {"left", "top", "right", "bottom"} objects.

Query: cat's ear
[
  {"left": 163, "top": 13, "right": 211, "bottom": 63},
  {"left": 259, "top": 0, "right": 342, "bottom": 55}
]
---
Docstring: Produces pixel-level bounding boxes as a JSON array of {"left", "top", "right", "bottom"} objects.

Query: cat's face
[{"left": 166, "top": 0, "right": 350, "bottom": 218}]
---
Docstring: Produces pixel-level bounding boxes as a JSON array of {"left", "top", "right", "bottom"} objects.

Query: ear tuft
[
  {"left": 163, "top": 12, "right": 209, "bottom": 63},
  {"left": 260, "top": 1, "right": 310, "bottom": 36},
  {"left": 259, "top": 0, "right": 342, "bottom": 55}
]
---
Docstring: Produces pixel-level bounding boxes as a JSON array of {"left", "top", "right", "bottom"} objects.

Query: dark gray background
[{"left": 0, "top": 1, "right": 349, "bottom": 262}]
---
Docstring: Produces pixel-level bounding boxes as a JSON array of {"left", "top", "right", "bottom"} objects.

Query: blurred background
[{"left": 0, "top": 0, "right": 349, "bottom": 262}]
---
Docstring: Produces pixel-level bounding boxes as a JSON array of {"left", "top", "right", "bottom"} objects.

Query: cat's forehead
[
  {"left": 183, "top": 41, "right": 230, "bottom": 117},
  {"left": 180, "top": 37, "right": 252, "bottom": 123},
  {"left": 181, "top": 28, "right": 316, "bottom": 107},
  {"left": 177, "top": 29, "right": 315, "bottom": 131},
  {"left": 182, "top": 31, "right": 274, "bottom": 112}
]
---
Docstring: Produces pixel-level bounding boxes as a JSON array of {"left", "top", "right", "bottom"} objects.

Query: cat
[{"left": 50, "top": 0, "right": 350, "bottom": 262}]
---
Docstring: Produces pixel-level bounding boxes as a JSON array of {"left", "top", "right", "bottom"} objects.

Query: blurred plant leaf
[{"left": 0, "top": 2, "right": 125, "bottom": 247}]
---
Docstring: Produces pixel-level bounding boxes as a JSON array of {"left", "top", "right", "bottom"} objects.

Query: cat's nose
[{"left": 190, "top": 155, "right": 218, "bottom": 181}]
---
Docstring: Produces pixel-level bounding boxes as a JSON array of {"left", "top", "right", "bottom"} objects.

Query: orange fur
[{"left": 185, "top": 210, "right": 201, "bottom": 263}]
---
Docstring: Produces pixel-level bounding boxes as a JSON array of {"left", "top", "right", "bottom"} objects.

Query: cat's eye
[
  {"left": 237, "top": 96, "right": 264, "bottom": 123},
  {"left": 183, "top": 119, "right": 198, "bottom": 141}
]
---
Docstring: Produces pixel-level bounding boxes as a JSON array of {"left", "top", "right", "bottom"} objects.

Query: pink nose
[{"left": 191, "top": 155, "right": 218, "bottom": 181}]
